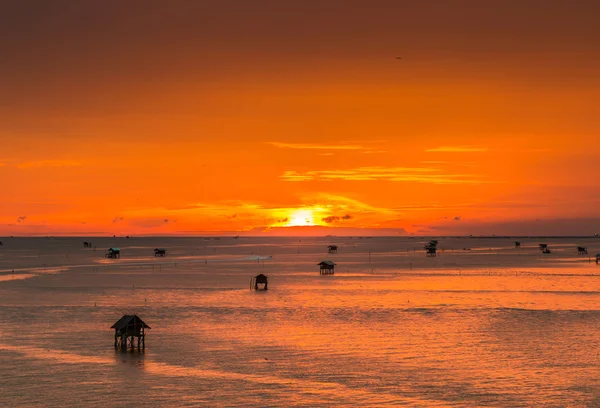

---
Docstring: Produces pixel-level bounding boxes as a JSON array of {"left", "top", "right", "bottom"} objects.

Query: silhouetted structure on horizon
[
  {"left": 83, "top": 241, "right": 92, "bottom": 248},
  {"left": 111, "top": 315, "right": 149, "bottom": 351},
  {"left": 318, "top": 261, "right": 336, "bottom": 275},
  {"left": 105, "top": 248, "right": 120, "bottom": 259},
  {"left": 328, "top": 245, "right": 338, "bottom": 254},
  {"left": 425, "top": 240, "right": 438, "bottom": 257},
  {"left": 515, "top": 241, "right": 521, "bottom": 248},
  {"left": 578, "top": 246, "right": 588, "bottom": 255},
  {"left": 154, "top": 248, "right": 167, "bottom": 257},
  {"left": 251, "top": 274, "right": 268, "bottom": 290}
]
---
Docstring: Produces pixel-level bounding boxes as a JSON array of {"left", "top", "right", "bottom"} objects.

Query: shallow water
[{"left": 1, "top": 237, "right": 600, "bottom": 407}]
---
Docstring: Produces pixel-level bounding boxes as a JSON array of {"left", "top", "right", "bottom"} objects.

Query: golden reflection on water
[{"left": 1, "top": 237, "right": 600, "bottom": 406}]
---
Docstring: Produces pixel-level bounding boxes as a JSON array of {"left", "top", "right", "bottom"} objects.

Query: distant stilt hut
[
  {"left": 105, "top": 248, "right": 120, "bottom": 259},
  {"left": 596, "top": 254, "right": 600, "bottom": 265},
  {"left": 577, "top": 246, "right": 588, "bottom": 255},
  {"left": 318, "top": 261, "right": 336, "bottom": 275},
  {"left": 425, "top": 240, "right": 438, "bottom": 257},
  {"left": 154, "top": 248, "right": 167, "bottom": 257},
  {"left": 539, "top": 244, "right": 548, "bottom": 251},
  {"left": 111, "top": 315, "right": 150, "bottom": 350},
  {"left": 0, "top": 241, "right": 3, "bottom": 246},
  {"left": 83, "top": 241, "right": 92, "bottom": 248},
  {"left": 251, "top": 274, "right": 268, "bottom": 290},
  {"left": 328, "top": 245, "right": 338, "bottom": 254},
  {"left": 515, "top": 241, "right": 521, "bottom": 249}
]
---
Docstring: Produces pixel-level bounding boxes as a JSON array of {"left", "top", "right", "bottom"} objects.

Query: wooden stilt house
[
  {"left": 111, "top": 315, "right": 150, "bottom": 350},
  {"left": 250, "top": 274, "right": 268, "bottom": 290},
  {"left": 318, "top": 261, "right": 336, "bottom": 275},
  {"left": 105, "top": 248, "right": 120, "bottom": 259}
]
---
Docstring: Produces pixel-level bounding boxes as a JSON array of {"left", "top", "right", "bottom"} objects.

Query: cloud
[
  {"left": 163, "top": 219, "right": 169, "bottom": 223},
  {"left": 268, "top": 142, "right": 364, "bottom": 150},
  {"left": 112, "top": 217, "right": 124, "bottom": 223},
  {"left": 277, "top": 217, "right": 289, "bottom": 223},
  {"left": 363, "top": 150, "right": 388, "bottom": 154},
  {"left": 281, "top": 166, "right": 484, "bottom": 184},
  {"left": 426, "top": 146, "right": 489, "bottom": 153},
  {"left": 17, "top": 216, "right": 27, "bottom": 223},
  {"left": 17, "top": 160, "right": 83, "bottom": 169},
  {"left": 453, "top": 216, "right": 462, "bottom": 221},
  {"left": 321, "top": 214, "right": 353, "bottom": 224}
]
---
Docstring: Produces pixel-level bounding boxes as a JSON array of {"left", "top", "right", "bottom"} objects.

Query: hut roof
[
  {"left": 111, "top": 314, "right": 150, "bottom": 330},
  {"left": 318, "top": 261, "right": 336, "bottom": 266},
  {"left": 109, "top": 247, "right": 120, "bottom": 251},
  {"left": 154, "top": 248, "right": 166, "bottom": 251},
  {"left": 328, "top": 245, "right": 338, "bottom": 248},
  {"left": 255, "top": 273, "right": 268, "bottom": 279}
]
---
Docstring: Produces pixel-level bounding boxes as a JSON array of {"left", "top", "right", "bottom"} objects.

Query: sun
[{"left": 287, "top": 209, "right": 315, "bottom": 226}]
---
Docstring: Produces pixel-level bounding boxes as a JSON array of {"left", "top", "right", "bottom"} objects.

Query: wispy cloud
[
  {"left": 268, "top": 142, "right": 364, "bottom": 150},
  {"left": 17, "top": 160, "right": 83, "bottom": 169},
  {"left": 426, "top": 146, "right": 489, "bottom": 153},
  {"left": 281, "top": 166, "right": 484, "bottom": 184},
  {"left": 112, "top": 217, "right": 124, "bottom": 223}
]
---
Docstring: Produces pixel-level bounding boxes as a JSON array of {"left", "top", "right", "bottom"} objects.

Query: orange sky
[{"left": 1, "top": 1, "right": 600, "bottom": 236}]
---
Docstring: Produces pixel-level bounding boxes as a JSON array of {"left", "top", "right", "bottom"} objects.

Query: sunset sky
[{"left": 1, "top": 0, "right": 600, "bottom": 236}]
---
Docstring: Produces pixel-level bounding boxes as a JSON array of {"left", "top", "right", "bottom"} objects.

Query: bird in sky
[{"left": 396, "top": 56, "right": 402, "bottom": 60}]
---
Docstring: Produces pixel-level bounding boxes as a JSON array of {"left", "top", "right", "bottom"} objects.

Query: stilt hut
[
  {"left": 154, "top": 248, "right": 167, "bottom": 257},
  {"left": 83, "top": 241, "right": 92, "bottom": 248},
  {"left": 596, "top": 254, "right": 600, "bottom": 265},
  {"left": 539, "top": 244, "right": 548, "bottom": 251},
  {"left": 318, "top": 261, "right": 336, "bottom": 275},
  {"left": 425, "top": 240, "right": 438, "bottom": 257},
  {"left": 250, "top": 274, "right": 268, "bottom": 290},
  {"left": 577, "top": 246, "right": 588, "bottom": 255},
  {"left": 515, "top": 241, "right": 521, "bottom": 249},
  {"left": 105, "top": 248, "right": 120, "bottom": 259},
  {"left": 328, "top": 245, "right": 338, "bottom": 254},
  {"left": 111, "top": 314, "right": 150, "bottom": 350},
  {"left": 0, "top": 241, "right": 3, "bottom": 246}
]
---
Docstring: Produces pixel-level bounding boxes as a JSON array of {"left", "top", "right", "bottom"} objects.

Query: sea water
[{"left": 1, "top": 237, "right": 599, "bottom": 407}]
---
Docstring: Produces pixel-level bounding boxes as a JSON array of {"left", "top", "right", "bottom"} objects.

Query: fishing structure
[
  {"left": 111, "top": 314, "right": 150, "bottom": 351},
  {"left": 250, "top": 274, "right": 268, "bottom": 290}
]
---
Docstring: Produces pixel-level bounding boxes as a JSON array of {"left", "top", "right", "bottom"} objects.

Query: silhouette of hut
[
  {"left": 328, "top": 245, "right": 338, "bottom": 254},
  {"left": 250, "top": 274, "right": 268, "bottom": 290},
  {"left": 0, "top": 241, "right": 3, "bottom": 246},
  {"left": 515, "top": 241, "right": 521, "bottom": 249},
  {"left": 111, "top": 314, "right": 150, "bottom": 350},
  {"left": 539, "top": 244, "right": 548, "bottom": 251},
  {"left": 154, "top": 248, "right": 167, "bottom": 257},
  {"left": 425, "top": 240, "right": 438, "bottom": 257},
  {"left": 542, "top": 247, "right": 552, "bottom": 254},
  {"left": 318, "top": 261, "right": 336, "bottom": 275},
  {"left": 83, "top": 241, "right": 92, "bottom": 248},
  {"left": 577, "top": 246, "right": 588, "bottom": 255},
  {"left": 105, "top": 248, "right": 120, "bottom": 259},
  {"left": 596, "top": 254, "right": 600, "bottom": 265}
]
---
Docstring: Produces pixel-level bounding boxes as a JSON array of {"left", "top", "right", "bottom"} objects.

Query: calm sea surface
[{"left": 1, "top": 237, "right": 600, "bottom": 407}]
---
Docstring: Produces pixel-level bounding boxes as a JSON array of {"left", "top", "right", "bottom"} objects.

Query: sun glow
[{"left": 287, "top": 209, "right": 315, "bottom": 226}]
